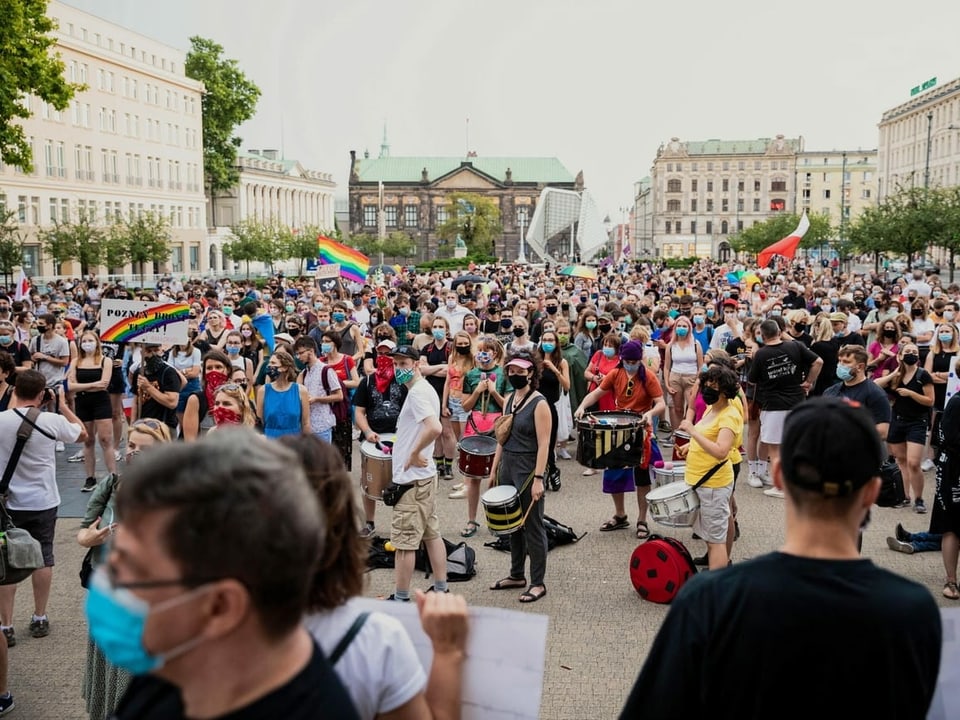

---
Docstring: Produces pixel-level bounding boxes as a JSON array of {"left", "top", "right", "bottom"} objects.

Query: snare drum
[
  {"left": 647, "top": 480, "right": 700, "bottom": 527},
  {"left": 360, "top": 434, "right": 396, "bottom": 501},
  {"left": 672, "top": 430, "right": 691, "bottom": 462},
  {"left": 653, "top": 461, "right": 686, "bottom": 489},
  {"left": 481, "top": 485, "right": 523, "bottom": 535},
  {"left": 576, "top": 411, "right": 644, "bottom": 469},
  {"left": 458, "top": 435, "right": 498, "bottom": 478}
]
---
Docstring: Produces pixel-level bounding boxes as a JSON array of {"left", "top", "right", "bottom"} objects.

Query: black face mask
[
  {"left": 145, "top": 355, "right": 164, "bottom": 376},
  {"left": 546, "top": 306, "right": 558, "bottom": 315},
  {"left": 507, "top": 374, "right": 529, "bottom": 389},
  {"left": 455, "top": 345, "right": 471, "bottom": 356},
  {"left": 288, "top": 328, "right": 301, "bottom": 337},
  {"left": 903, "top": 354, "right": 919, "bottom": 366},
  {"left": 700, "top": 386, "right": 721, "bottom": 405},
  {"left": 36, "top": 325, "right": 47, "bottom": 333},
  {"left": 794, "top": 324, "right": 807, "bottom": 333},
  {"left": 883, "top": 329, "right": 897, "bottom": 339},
  {"left": 598, "top": 324, "right": 611, "bottom": 333},
  {"left": 513, "top": 327, "right": 526, "bottom": 338}
]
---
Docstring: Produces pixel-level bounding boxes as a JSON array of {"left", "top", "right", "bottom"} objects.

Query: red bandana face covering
[
  {"left": 211, "top": 405, "right": 242, "bottom": 426},
  {"left": 374, "top": 354, "right": 395, "bottom": 394},
  {"left": 204, "top": 371, "right": 229, "bottom": 410}
]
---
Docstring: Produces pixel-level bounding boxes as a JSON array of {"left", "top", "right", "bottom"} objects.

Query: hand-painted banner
[
  {"left": 99, "top": 299, "right": 190, "bottom": 345},
  {"left": 316, "top": 263, "right": 341, "bottom": 279}
]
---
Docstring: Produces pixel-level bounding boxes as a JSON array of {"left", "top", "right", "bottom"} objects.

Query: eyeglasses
[{"left": 625, "top": 379, "right": 635, "bottom": 398}]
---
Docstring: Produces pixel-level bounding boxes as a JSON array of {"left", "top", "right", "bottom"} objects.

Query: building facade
[
  {"left": 347, "top": 150, "right": 579, "bottom": 262},
  {"left": 648, "top": 135, "right": 804, "bottom": 260},
  {"left": 207, "top": 149, "right": 336, "bottom": 274},
  {"left": 0, "top": 1, "right": 206, "bottom": 281},
  {"left": 878, "top": 75, "right": 960, "bottom": 199},
  {"left": 632, "top": 177, "right": 653, "bottom": 258},
  {"left": 796, "top": 149, "right": 877, "bottom": 226}
]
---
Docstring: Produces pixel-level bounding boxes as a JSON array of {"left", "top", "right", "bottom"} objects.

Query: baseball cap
[
  {"left": 780, "top": 397, "right": 884, "bottom": 497},
  {"left": 376, "top": 338, "right": 397, "bottom": 351},
  {"left": 389, "top": 345, "right": 420, "bottom": 361},
  {"left": 505, "top": 357, "right": 532, "bottom": 370},
  {"left": 722, "top": 299, "right": 738, "bottom": 309},
  {"left": 620, "top": 340, "right": 644, "bottom": 361},
  {"left": 828, "top": 312, "right": 848, "bottom": 323}
]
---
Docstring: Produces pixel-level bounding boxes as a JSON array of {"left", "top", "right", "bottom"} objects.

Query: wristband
[{"left": 533, "top": 474, "right": 545, "bottom": 480}]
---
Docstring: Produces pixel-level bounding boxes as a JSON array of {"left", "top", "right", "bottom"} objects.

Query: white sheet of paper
[
  {"left": 928, "top": 608, "right": 960, "bottom": 719},
  {"left": 352, "top": 597, "right": 548, "bottom": 720}
]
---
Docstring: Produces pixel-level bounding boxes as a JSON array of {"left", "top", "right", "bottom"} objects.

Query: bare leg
[
  {"left": 30, "top": 567, "right": 52, "bottom": 618},
  {"left": 0, "top": 587, "right": 16, "bottom": 627},
  {"left": 96, "top": 418, "right": 117, "bottom": 475},
  {"left": 394, "top": 549, "right": 416, "bottom": 594},
  {"left": 905, "top": 441, "right": 925, "bottom": 502},
  {"left": 466, "top": 477, "right": 481, "bottom": 524},
  {"left": 611, "top": 492, "right": 626, "bottom": 518},
  {"left": 110, "top": 393, "right": 126, "bottom": 449},
  {"left": 943, "top": 532, "right": 960, "bottom": 584},
  {"left": 0, "top": 626, "right": 6, "bottom": 694},
  {"left": 83, "top": 421, "right": 97, "bottom": 478},
  {"left": 707, "top": 541, "right": 729, "bottom": 570},
  {"left": 636, "top": 486, "right": 650, "bottom": 524},
  {"left": 422, "top": 536, "right": 447, "bottom": 583}
]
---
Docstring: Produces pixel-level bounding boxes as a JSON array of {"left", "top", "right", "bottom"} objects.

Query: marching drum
[
  {"left": 672, "top": 430, "right": 691, "bottom": 462},
  {"left": 458, "top": 435, "right": 498, "bottom": 478},
  {"left": 646, "top": 480, "right": 700, "bottom": 528},
  {"left": 653, "top": 461, "right": 686, "bottom": 489},
  {"left": 360, "top": 435, "right": 396, "bottom": 501},
  {"left": 576, "top": 411, "right": 644, "bottom": 469},
  {"left": 481, "top": 485, "right": 523, "bottom": 536}
]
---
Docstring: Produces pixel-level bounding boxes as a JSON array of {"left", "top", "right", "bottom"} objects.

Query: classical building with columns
[{"left": 205, "top": 149, "right": 336, "bottom": 274}]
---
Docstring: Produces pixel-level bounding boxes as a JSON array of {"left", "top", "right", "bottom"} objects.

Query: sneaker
[
  {"left": 557, "top": 447, "right": 572, "bottom": 460},
  {"left": 894, "top": 497, "right": 913, "bottom": 509},
  {"left": 763, "top": 487, "right": 785, "bottom": 499},
  {"left": 921, "top": 458, "right": 936, "bottom": 472},
  {"left": 448, "top": 488, "right": 467, "bottom": 499},
  {"left": 895, "top": 523, "right": 910, "bottom": 542},
  {"left": 425, "top": 585, "right": 450, "bottom": 593},
  {"left": 0, "top": 692, "right": 14, "bottom": 715},
  {"left": 359, "top": 522, "right": 375, "bottom": 538},
  {"left": 115, "top": 450, "right": 124, "bottom": 463},
  {"left": 746, "top": 474, "right": 764, "bottom": 489},
  {"left": 450, "top": 482, "right": 464, "bottom": 491},
  {"left": 67, "top": 450, "right": 85, "bottom": 463},
  {"left": 55, "top": 441, "right": 65, "bottom": 452},
  {"left": 915, "top": 499, "right": 927, "bottom": 514},
  {"left": 385, "top": 594, "right": 410, "bottom": 602},
  {"left": 886, "top": 537, "right": 915, "bottom": 554},
  {"left": 2, "top": 627, "right": 14, "bottom": 648},
  {"left": 442, "top": 468, "right": 454, "bottom": 481},
  {"left": 81, "top": 477, "right": 97, "bottom": 493},
  {"left": 693, "top": 553, "right": 708, "bottom": 567},
  {"left": 29, "top": 617, "right": 49, "bottom": 638}
]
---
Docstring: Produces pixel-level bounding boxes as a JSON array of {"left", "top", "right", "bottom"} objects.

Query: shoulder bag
[{"left": 494, "top": 390, "right": 536, "bottom": 445}]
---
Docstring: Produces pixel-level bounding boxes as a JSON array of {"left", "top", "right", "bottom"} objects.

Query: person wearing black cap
[{"left": 620, "top": 396, "right": 942, "bottom": 719}]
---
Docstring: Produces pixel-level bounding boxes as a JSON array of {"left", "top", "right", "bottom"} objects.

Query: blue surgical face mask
[
  {"left": 700, "top": 363, "right": 709, "bottom": 373},
  {"left": 226, "top": 346, "right": 240, "bottom": 356},
  {"left": 432, "top": 329, "right": 446, "bottom": 341},
  {"left": 668, "top": 309, "right": 679, "bottom": 319},
  {"left": 675, "top": 326, "right": 689, "bottom": 338},
  {"left": 332, "top": 312, "right": 346, "bottom": 323},
  {"left": 755, "top": 335, "right": 764, "bottom": 344},
  {"left": 602, "top": 346, "right": 616, "bottom": 358},
  {"left": 541, "top": 342, "right": 556, "bottom": 353},
  {"left": 85, "top": 568, "right": 210, "bottom": 675},
  {"left": 706, "top": 308, "right": 715, "bottom": 318},
  {"left": 321, "top": 343, "right": 333, "bottom": 355},
  {"left": 836, "top": 364, "right": 854, "bottom": 382},
  {"left": 623, "top": 361, "right": 640, "bottom": 374},
  {"left": 394, "top": 366, "right": 415, "bottom": 385},
  {"left": 940, "top": 333, "right": 954, "bottom": 344}
]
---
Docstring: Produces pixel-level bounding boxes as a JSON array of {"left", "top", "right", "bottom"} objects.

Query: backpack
[
  {"left": 876, "top": 456, "right": 907, "bottom": 508},
  {"left": 366, "top": 536, "right": 395, "bottom": 570},
  {"left": 484, "top": 515, "right": 585, "bottom": 552},
  {"left": 629, "top": 534, "right": 697, "bottom": 604},
  {"left": 415, "top": 537, "right": 477, "bottom": 582},
  {"left": 320, "top": 366, "right": 351, "bottom": 424}
]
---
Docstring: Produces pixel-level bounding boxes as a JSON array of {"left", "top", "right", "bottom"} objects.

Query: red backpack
[{"left": 629, "top": 535, "right": 698, "bottom": 604}]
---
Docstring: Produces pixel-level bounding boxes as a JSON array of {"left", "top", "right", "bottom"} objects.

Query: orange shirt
[{"left": 598, "top": 367, "right": 663, "bottom": 413}]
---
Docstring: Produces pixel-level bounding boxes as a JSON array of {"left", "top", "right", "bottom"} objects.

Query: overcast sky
[{"left": 65, "top": 0, "right": 960, "bottom": 219}]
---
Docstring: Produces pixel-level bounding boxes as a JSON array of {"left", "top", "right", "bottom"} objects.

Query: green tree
[
  {"left": 436, "top": 193, "right": 502, "bottom": 257},
  {"left": 0, "top": 0, "right": 84, "bottom": 172},
  {"left": 847, "top": 187, "right": 941, "bottom": 272},
  {"left": 346, "top": 231, "right": 413, "bottom": 265},
  {"left": 223, "top": 220, "right": 276, "bottom": 279},
  {"left": 185, "top": 36, "right": 261, "bottom": 227},
  {"left": 281, "top": 225, "right": 324, "bottom": 275},
  {"left": 0, "top": 211, "right": 26, "bottom": 288},
  {"left": 729, "top": 213, "right": 833, "bottom": 261},
  {"left": 38, "top": 214, "right": 105, "bottom": 276},
  {"left": 108, "top": 212, "right": 172, "bottom": 286},
  {"left": 936, "top": 187, "right": 960, "bottom": 282}
]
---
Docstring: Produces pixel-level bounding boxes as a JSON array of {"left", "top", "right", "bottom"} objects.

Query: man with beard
[{"left": 130, "top": 343, "right": 181, "bottom": 434}]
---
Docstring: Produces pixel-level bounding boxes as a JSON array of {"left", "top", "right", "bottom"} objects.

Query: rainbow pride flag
[
  {"left": 100, "top": 302, "right": 191, "bottom": 342},
  {"left": 317, "top": 235, "right": 369, "bottom": 284}
]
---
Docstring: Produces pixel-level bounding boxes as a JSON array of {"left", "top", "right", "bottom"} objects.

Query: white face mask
[{"left": 81, "top": 342, "right": 97, "bottom": 353}]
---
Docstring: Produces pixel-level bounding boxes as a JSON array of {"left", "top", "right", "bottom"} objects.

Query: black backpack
[
  {"left": 484, "top": 515, "right": 585, "bottom": 552},
  {"left": 876, "top": 457, "right": 907, "bottom": 508},
  {"left": 366, "top": 536, "right": 395, "bottom": 570},
  {"left": 415, "top": 537, "right": 477, "bottom": 582}
]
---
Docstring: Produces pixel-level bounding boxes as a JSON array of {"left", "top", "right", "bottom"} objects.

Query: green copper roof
[
  {"left": 682, "top": 138, "right": 803, "bottom": 155},
  {"left": 355, "top": 156, "right": 575, "bottom": 184}
]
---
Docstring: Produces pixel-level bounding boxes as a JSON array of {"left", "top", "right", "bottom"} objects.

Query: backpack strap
[
  {"left": 1, "top": 408, "right": 49, "bottom": 496},
  {"left": 328, "top": 612, "right": 369, "bottom": 666}
]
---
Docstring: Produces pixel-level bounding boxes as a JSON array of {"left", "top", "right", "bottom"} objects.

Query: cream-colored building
[
  {"left": 0, "top": 1, "right": 205, "bottom": 281},
  {"left": 796, "top": 149, "right": 877, "bottom": 224},
  {"left": 207, "top": 149, "right": 336, "bottom": 275},
  {"left": 648, "top": 135, "right": 804, "bottom": 261},
  {"left": 878, "top": 75, "right": 960, "bottom": 198}
]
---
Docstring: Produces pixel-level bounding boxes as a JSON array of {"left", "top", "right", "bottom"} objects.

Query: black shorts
[
  {"left": 74, "top": 390, "right": 112, "bottom": 422},
  {"left": 887, "top": 417, "right": 928, "bottom": 445},
  {"left": 5, "top": 507, "right": 57, "bottom": 566},
  {"left": 634, "top": 465, "right": 651, "bottom": 488}
]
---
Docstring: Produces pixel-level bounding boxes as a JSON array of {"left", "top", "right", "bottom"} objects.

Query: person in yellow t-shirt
[{"left": 677, "top": 365, "right": 744, "bottom": 570}]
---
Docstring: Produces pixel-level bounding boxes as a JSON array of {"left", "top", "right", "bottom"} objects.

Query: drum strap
[
  {"left": 328, "top": 612, "right": 369, "bottom": 666},
  {"left": 691, "top": 460, "right": 729, "bottom": 491}
]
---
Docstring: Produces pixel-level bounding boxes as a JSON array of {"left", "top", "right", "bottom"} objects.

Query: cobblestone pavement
[{"left": 13, "top": 436, "right": 950, "bottom": 720}]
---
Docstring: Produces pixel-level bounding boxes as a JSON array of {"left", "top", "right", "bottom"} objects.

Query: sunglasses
[
  {"left": 625, "top": 379, "right": 635, "bottom": 398},
  {"left": 219, "top": 383, "right": 246, "bottom": 392},
  {"left": 132, "top": 418, "right": 163, "bottom": 431}
]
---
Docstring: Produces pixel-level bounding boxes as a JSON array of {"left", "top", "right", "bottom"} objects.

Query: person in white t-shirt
[
  {"left": 0, "top": 370, "right": 86, "bottom": 648},
  {"left": 387, "top": 346, "right": 447, "bottom": 603}
]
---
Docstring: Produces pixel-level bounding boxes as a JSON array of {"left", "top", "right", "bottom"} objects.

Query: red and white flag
[
  {"left": 13, "top": 269, "right": 29, "bottom": 302},
  {"left": 757, "top": 212, "right": 810, "bottom": 269}
]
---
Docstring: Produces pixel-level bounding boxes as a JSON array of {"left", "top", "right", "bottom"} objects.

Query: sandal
[
  {"left": 519, "top": 585, "right": 547, "bottom": 603},
  {"left": 944, "top": 581, "right": 960, "bottom": 600},
  {"left": 490, "top": 576, "right": 526, "bottom": 590},
  {"left": 600, "top": 515, "right": 629, "bottom": 531},
  {"left": 636, "top": 520, "right": 650, "bottom": 539},
  {"left": 460, "top": 520, "right": 480, "bottom": 538},
  {"left": 582, "top": 468, "right": 597, "bottom": 476}
]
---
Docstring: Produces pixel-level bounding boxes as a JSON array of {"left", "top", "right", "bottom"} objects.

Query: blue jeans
[
  {"left": 314, "top": 428, "right": 333, "bottom": 444},
  {"left": 906, "top": 531, "right": 942, "bottom": 553}
]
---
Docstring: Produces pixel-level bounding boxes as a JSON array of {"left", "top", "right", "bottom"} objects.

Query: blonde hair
[
  {"left": 629, "top": 325, "right": 651, "bottom": 344},
  {"left": 450, "top": 330, "right": 475, "bottom": 372},
  {"left": 215, "top": 384, "right": 256, "bottom": 427},
  {"left": 78, "top": 330, "right": 103, "bottom": 364},
  {"left": 810, "top": 315, "right": 834, "bottom": 343}
]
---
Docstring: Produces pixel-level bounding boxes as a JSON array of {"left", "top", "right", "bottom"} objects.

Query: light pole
[
  {"left": 517, "top": 209, "right": 527, "bottom": 264},
  {"left": 839, "top": 151, "right": 847, "bottom": 272},
  {"left": 924, "top": 112, "right": 933, "bottom": 189}
]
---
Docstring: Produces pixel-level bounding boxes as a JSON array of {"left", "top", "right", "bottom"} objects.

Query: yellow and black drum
[{"left": 575, "top": 411, "right": 644, "bottom": 469}]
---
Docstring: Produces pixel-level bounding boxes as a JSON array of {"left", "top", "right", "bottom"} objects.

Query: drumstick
[{"left": 519, "top": 497, "right": 539, "bottom": 528}]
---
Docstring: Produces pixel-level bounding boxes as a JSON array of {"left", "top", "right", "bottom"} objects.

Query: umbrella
[
  {"left": 450, "top": 274, "right": 485, "bottom": 289},
  {"left": 725, "top": 271, "right": 742, "bottom": 285},
  {"left": 559, "top": 265, "right": 598, "bottom": 280},
  {"left": 368, "top": 264, "right": 397, "bottom": 275}
]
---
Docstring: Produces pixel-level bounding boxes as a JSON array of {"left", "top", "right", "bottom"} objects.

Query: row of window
[
  {"left": 0, "top": 193, "right": 202, "bottom": 229},
  {"left": 665, "top": 197, "right": 762, "bottom": 213},
  {"left": 664, "top": 220, "right": 745, "bottom": 235},
  {"left": 58, "top": 20, "right": 182, "bottom": 77},
  {"left": 360, "top": 204, "right": 530, "bottom": 229},
  {"left": 666, "top": 178, "right": 788, "bottom": 193},
  {"left": 665, "top": 160, "right": 792, "bottom": 172},
  {"left": 65, "top": 60, "right": 196, "bottom": 114}
]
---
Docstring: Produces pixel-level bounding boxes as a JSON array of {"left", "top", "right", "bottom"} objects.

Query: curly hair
[{"left": 700, "top": 364, "right": 740, "bottom": 399}]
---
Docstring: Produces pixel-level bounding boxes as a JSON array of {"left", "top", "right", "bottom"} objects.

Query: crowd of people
[{"left": 0, "top": 254, "right": 954, "bottom": 717}]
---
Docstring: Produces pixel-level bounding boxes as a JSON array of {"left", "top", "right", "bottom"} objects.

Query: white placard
[
  {"left": 352, "top": 597, "right": 548, "bottom": 720},
  {"left": 99, "top": 299, "right": 189, "bottom": 345},
  {"left": 316, "top": 263, "right": 341, "bottom": 279},
  {"left": 928, "top": 608, "right": 960, "bottom": 719},
  {"left": 945, "top": 355, "right": 960, "bottom": 406}
]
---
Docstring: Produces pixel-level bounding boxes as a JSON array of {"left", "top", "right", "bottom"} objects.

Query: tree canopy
[
  {"left": 105, "top": 213, "right": 172, "bottom": 286},
  {"left": 0, "top": 0, "right": 83, "bottom": 172},
  {"left": 729, "top": 212, "right": 834, "bottom": 257},
  {"left": 38, "top": 213, "right": 105, "bottom": 276},
  {"left": 436, "top": 193, "right": 502, "bottom": 257}
]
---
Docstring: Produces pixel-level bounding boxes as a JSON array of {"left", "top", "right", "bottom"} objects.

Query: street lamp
[
  {"left": 517, "top": 209, "right": 527, "bottom": 264},
  {"left": 924, "top": 112, "right": 934, "bottom": 189}
]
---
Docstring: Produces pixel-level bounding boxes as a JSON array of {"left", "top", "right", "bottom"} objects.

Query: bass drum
[
  {"left": 576, "top": 411, "right": 644, "bottom": 469},
  {"left": 360, "top": 434, "right": 396, "bottom": 501}
]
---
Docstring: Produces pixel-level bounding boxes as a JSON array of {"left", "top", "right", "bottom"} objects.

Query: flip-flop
[
  {"left": 490, "top": 576, "right": 526, "bottom": 590},
  {"left": 519, "top": 586, "right": 547, "bottom": 603},
  {"left": 636, "top": 520, "right": 650, "bottom": 539},
  {"left": 460, "top": 521, "right": 480, "bottom": 538},
  {"left": 600, "top": 515, "right": 629, "bottom": 531},
  {"left": 944, "top": 582, "right": 960, "bottom": 600}
]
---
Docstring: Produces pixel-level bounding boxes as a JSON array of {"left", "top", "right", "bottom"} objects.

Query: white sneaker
[
  {"left": 763, "top": 487, "right": 785, "bottom": 499},
  {"left": 557, "top": 447, "right": 572, "bottom": 460},
  {"left": 450, "top": 482, "right": 464, "bottom": 491},
  {"left": 921, "top": 458, "right": 935, "bottom": 472},
  {"left": 67, "top": 451, "right": 85, "bottom": 463},
  {"left": 55, "top": 441, "right": 65, "bottom": 452},
  {"left": 746, "top": 473, "right": 764, "bottom": 488},
  {"left": 448, "top": 488, "right": 467, "bottom": 499}
]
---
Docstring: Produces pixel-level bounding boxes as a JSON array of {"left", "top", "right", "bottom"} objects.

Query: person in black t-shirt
[
  {"left": 100, "top": 431, "right": 360, "bottom": 720},
  {"left": 823, "top": 345, "right": 891, "bottom": 436},
  {"left": 131, "top": 343, "right": 181, "bottom": 433},
  {"left": 620, "top": 397, "right": 941, "bottom": 720}
]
